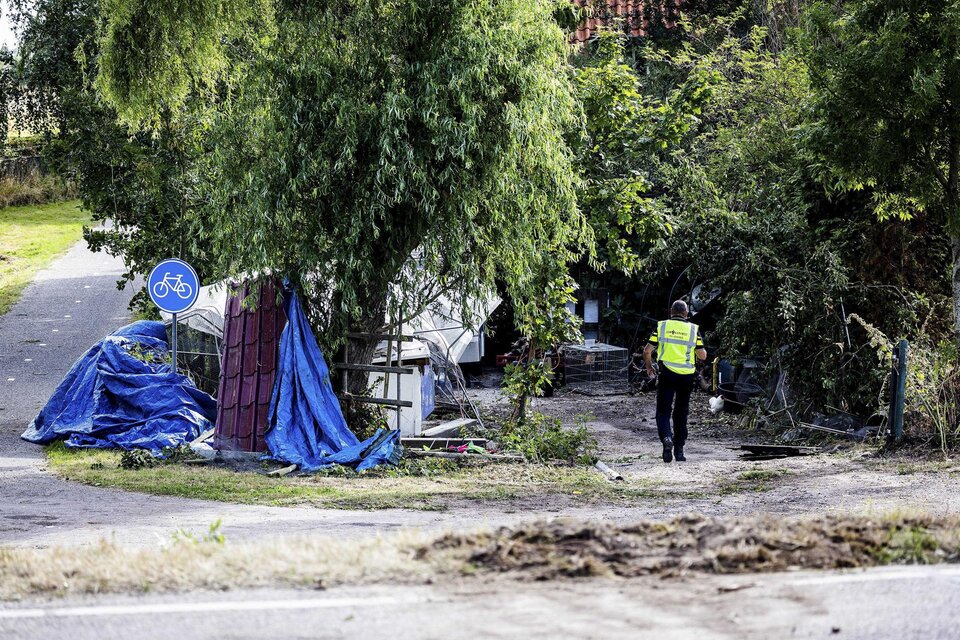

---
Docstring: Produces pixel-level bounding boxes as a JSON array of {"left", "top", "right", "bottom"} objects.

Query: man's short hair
[{"left": 671, "top": 300, "right": 688, "bottom": 317}]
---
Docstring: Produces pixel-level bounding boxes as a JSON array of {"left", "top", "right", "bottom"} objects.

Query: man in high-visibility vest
[{"left": 643, "top": 300, "right": 707, "bottom": 463}]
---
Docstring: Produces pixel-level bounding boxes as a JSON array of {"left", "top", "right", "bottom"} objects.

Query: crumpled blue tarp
[
  {"left": 21, "top": 321, "right": 216, "bottom": 452},
  {"left": 265, "top": 290, "right": 401, "bottom": 472}
]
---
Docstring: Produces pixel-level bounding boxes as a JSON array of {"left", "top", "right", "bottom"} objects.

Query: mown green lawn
[
  {"left": 46, "top": 443, "right": 663, "bottom": 511},
  {"left": 0, "top": 200, "right": 89, "bottom": 315}
]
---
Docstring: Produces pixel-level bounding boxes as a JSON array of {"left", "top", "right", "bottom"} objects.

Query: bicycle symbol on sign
[{"left": 151, "top": 272, "right": 194, "bottom": 300}]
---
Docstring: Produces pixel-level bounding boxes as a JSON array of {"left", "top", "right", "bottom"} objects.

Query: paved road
[
  {"left": 0, "top": 240, "right": 133, "bottom": 435},
  {"left": 2, "top": 564, "right": 958, "bottom": 639}
]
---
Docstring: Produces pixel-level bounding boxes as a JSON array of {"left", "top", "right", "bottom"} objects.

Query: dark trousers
[{"left": 656, "top": 367, "right": 695, "bottom": 447}]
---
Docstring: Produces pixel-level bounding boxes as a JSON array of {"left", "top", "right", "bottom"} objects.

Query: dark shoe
[
  {"left": 662, "top": 437, "right": 673, "bottom": 463},
  {"left": 674, "top": 446, "right": 686, "bottom": 462}
]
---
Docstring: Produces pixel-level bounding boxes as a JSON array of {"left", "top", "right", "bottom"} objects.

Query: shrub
[
  {"left": 118, "top": 444, "right": 194, "bottom": 469},
  {"left": 500, "top": 412, "right": 598, "bottom": 465},
  {"left": 0, "top": 173, "right": 76, "bottom": 208},
  {"left": 851, "top": 314, "right": 960, "bottom": 451}
]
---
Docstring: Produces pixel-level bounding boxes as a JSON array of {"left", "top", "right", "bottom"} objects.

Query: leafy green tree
[
  {"left": 572, "top": 32, "right": 714, "bottom": 274},
  {"left": 799, "top": 0, "right": 960, "bottom": 334},
  {"left": 96, "top": 0, "right": 591, "bottom": 393},
  {"left": 635, "top": 16, "right": 950, "bottom": 412},
  {"left": 8, "top": 0, "right": 212, "bottom": 308}
]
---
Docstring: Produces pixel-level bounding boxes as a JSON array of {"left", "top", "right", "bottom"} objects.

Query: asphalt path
[{"left": 2, "top": 565, "right": 958, "bottom": 639}]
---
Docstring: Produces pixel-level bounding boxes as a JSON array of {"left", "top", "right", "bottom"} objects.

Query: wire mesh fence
[
  {"left": 170, "top": 324, "right": 222, "bottom": 398},
  {"left": 562, "top": 343, "right": 629, "bottom": 395}
]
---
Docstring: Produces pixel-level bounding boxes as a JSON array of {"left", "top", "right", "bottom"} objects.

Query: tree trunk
[
  {"left": 952, "top": 236, "right": 960, "bottom": 340},
  {"left": 332, "top": 280, "right": 393, "bottom": 399},
  {"left": 948, "top": 133, "right": 960, "bottom": 340},
  {"left": 511, "top": 337, "right": 537, "bottom": 424},
  {"left": 344, "top": 307, "right": 388, "bottom": 397}
]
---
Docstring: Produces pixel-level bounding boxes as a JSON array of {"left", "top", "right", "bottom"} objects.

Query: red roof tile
[
  {"left": 571, "top": 0, "right": 681, "bottom": 43},
  {"left": 215, "top": 278, "right": 287, "bottom": 453}
]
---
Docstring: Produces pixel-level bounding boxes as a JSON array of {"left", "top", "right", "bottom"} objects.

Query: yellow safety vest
[{"left": 657, "top": 319, "right": 699, "bottom": 375}]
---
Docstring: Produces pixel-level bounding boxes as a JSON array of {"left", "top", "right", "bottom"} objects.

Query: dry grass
[
  {"left": 0, "top": 531, "right": 440, "bottom": 600},
  {"left": 3, "top": 513, "right": 960, "bottom": 600},
  {"left": 0, "top": 174, "right": 76, "bottom": 208}
]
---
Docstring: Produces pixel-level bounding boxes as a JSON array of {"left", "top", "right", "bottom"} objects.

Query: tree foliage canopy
[
  {"left": 800, "top": 0, "right": 960, "bottom": 226},
  {"left": 96, "top": 0, "right": 591, "bottom": 365},
  {"left": 572, "top": 33, "right": 714, "bottom": 274},
  {"left": 798, "top": 0, "right": 960, "bottom": 336},
  {"left": 585, "top": 9, "right": 952, "bottom": 414},
  {"left": 7, "top": 0, "right": 212, "bottom": 308}
]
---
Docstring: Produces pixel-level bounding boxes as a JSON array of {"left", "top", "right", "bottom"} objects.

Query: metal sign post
[
  {"left": 171, "top": 312, "right": 178, "bottom": 372},
  {"left": 147, "top": 258, "right": 200, "bottom": 375}
]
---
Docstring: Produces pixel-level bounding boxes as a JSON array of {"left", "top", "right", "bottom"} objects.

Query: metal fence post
[{"left": 888, "top": 339, "right": 909, "bottom": 442}]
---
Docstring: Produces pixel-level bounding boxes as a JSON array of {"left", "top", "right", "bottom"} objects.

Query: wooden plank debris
[
  {"left": 341, "top": 393, "right": 413, "bottom": 408},
  {"left": 190, "top": 428, "right": 215, "bottom": 446},
  {"left": 735, "top": 443, "right": 820, "bottom": 461},
  {"left": 400, "top": 437, "right": 487, "bottom": 449},
  {"left": 405, "top": 449, "right": 524, "bottom": 463},
  {"left": 738, "top": 444, "right": 819, "bottom": 455},
  {"left": 346, "top": 332, "right": 414, "bottom": 342},
  {"left": 332, "top": 363, "right": 415, "bottom": 375},
  {"left": 421, "top": 418, "right": 479, "bottom": 438}
]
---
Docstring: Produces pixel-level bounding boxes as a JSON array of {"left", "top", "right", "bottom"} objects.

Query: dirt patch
[{"left": 425, "top": 513, "right": 960, "bottom": 580}]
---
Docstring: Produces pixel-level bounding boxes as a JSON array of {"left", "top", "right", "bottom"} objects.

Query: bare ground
[
  {"left": 7, "top": 386, "right": 960, "bottom": 549},
  {"left": 521, "top": 388, "right": 960, "bottom": 520}
]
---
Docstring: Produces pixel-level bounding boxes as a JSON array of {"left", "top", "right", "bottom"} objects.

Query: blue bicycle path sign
[{"left": 148, "top": 259, "right": 200, "bottom": 314}]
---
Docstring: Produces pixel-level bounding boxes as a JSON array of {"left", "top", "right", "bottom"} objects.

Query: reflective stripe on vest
[{"left": 657, "top": 319, "right": 698, "bottom": 373}]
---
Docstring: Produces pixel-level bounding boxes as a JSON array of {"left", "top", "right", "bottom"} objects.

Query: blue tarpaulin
[
  {"left": 265, "top": 290, "right": 401, "bottom": 472},
  {"left": 21, "top": 321, "right": 216, "bottom": 452}
]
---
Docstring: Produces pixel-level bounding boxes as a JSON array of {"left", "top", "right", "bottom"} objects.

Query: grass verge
[
  {"left": 46, "top": 443, "right": 660, "bottom": 511},
  {"left": 2, "top": 513, "right": 958, "bottom": 599},
  {"left": 0, "top": 200, "right": 88, "bottom": 314}
]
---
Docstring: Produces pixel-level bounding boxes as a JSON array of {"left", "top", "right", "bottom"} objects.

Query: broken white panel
[
  {"left": 159, "top": 281, "right": 229, "bottom": 339},
  {"left": 369, "top": 341, "right": 435, "bottom": 436},
  {"left": 458, "top": 331, "right": 485, "bottom": 365},
  {"left": 399, "top": 293, "right": 500, "bottom": 365}
]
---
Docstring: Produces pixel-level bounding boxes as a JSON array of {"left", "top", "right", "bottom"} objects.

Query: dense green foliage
[
  {"left": 640, "top": 17, "right": 947, "bottom": 412},
  {"left": 94, "top": 0, "right": 590, "bottom": 394},
  {"left": 572, "top": 33, "right": 713, "bottom": 273},
  {"left": 572, "top": 6, "right": 953, "bottom": 427},
  {"left": 8, "top": 0, "right": 213, "bottom": 308},
  {"left": 799, "top": 0, "right": 960, "bottom": 333}
]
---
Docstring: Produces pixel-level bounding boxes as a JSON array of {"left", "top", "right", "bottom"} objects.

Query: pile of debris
[{"left": 425, "top": 513, "right": 960, "bottom": 580}]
